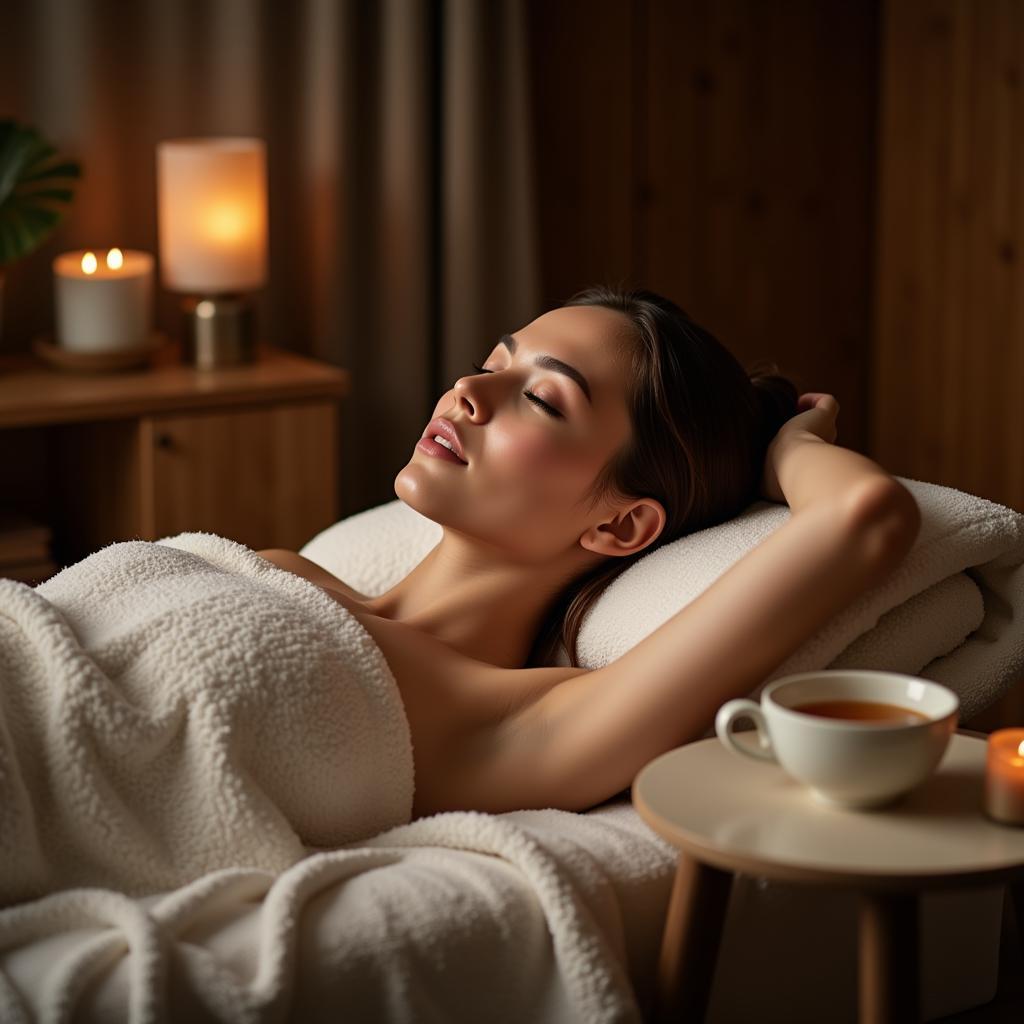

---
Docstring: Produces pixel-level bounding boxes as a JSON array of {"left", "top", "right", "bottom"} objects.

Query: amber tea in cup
[
  {"left": 714, "top": 670, "right": 959, "bottom": 808},
  {"left": 794, "top": 699, "right": 930, "bottom": 725}
]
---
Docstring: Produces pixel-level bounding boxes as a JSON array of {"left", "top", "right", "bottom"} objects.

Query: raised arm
[{"left": 466, "top": 396, "right": 922, "bottom": 813}]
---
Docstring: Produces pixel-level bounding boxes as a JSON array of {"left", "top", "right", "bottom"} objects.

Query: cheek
[{"left": 486, "top": 422, "right": 593, "bottom": 495}]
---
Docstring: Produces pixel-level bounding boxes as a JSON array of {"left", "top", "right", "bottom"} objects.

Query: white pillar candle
[{"left": 53, "top": 248, "right": 154, "bottom": 353}]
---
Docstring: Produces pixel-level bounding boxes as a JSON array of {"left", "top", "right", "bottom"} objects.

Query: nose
[{"left": 451, "top": 375, "right": 483, "bottom": 418}]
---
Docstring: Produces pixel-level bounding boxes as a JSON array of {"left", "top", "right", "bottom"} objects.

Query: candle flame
[
  {"left": 106, "top": 248, "right": 124, "bottom": 270},
  {"left": 81, "top": 252, "right": 98, "bottom": 274},
  {"left": 1019, "top": 740, "right": 1024, "bottom": 757}
]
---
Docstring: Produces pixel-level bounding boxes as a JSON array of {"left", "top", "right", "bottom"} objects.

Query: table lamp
[{"left": 156, "top": 137, "right": 268, "bottom": 369}]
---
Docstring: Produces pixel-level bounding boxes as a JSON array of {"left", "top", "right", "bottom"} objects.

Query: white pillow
[
  {"left": 299, "top": 497, "right": 779, "bottom": 668},
  {"left": 299, "top": 485, "right": 1024, "bottom": 725},
  {"left": 301, "top": 499, "right": 443, "bottom": 598}
]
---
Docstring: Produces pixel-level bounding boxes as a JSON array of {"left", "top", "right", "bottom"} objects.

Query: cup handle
[{"left": 715, "top": 699, "right": 777, "bottom": 762}]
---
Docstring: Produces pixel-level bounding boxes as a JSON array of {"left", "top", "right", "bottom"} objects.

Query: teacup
[{"left": 714, "top": 670, "right": 959, "bottom": 808}]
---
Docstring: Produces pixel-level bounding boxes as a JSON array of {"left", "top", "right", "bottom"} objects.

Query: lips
[{"left": 422, "top": 417, "right": 467, "bottom": 463}]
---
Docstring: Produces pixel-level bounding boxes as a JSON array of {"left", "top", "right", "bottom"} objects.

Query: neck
[{"left": 363, "top": 532, "right": 595, "bottom": 668}]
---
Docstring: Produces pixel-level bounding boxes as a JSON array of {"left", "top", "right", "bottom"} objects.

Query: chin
[
  {"left": 393, "top": 467, "right": 443, "bottom": 522},
  {"left": 395, "top": 471, "right": 496, "bottom": 544}
]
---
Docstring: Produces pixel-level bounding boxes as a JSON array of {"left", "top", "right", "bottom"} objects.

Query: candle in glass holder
[
  {"left": 984, "top": 728, "right": 1024, "bottom": 825},
  {"left": 53, "top": 248, "right": 154, "bottom": 352}
]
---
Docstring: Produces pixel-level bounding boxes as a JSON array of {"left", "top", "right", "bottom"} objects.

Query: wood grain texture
[
  {"left": 143, "top": 401, "right": 339, "bottom": 552},
  {"left": 644, "top": 0, "right": 877, "bottom": 456},
  {"left": 1, "top": 346, "right": 347, "bottom": 569},
  {"left": 875, "top": 0, "right": 1024, "bottom": 725},
  {"left": 874, "top": 0, "right": 1024, "bottom": 515},
  {"left": 527, "top": 0, "right": 1024, "bottom": 726},
  {"left": 0, "top": 343, "right": 349, "bottom": 428},
  {"left": 526, "top": 0, "right": 877, "bottom": 455},
  {"left": 524, "top": 0, "right": 637, "bottom": 307},
  {"left": 54, "top": 419, "right": 144, "bottom": 564}
]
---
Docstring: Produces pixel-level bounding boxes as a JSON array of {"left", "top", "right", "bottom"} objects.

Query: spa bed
[{"left": 0, "top": 476, "right": 1021, "bottom": 1022}]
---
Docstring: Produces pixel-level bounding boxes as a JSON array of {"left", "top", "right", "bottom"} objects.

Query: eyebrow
[{"left": 499, "top": 333, "right": 592, "bottom": 405}]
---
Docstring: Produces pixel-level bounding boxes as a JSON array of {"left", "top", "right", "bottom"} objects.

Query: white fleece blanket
[
  {"left": 0, "top": 804, "right": 658, "bottom": 1024},
  {"left": 300, "top": 477, "right": 1024, "bottom": 723},
  {"left": 3, "top": 474, "right": 1019, "bottom": 1021},
  {"left": 0, "top": 532, "right": 414, "bottom": 906},
  {"left": 0, "top": 534, "right": 650, "bottom": 1023}
]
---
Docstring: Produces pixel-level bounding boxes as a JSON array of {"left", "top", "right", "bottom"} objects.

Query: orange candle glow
[
  {"left": 984, "top": 728, "right": 1024, "bottom": 825},
  {"left": 156, "top": 137, "right": 268, "bottom": 294}
]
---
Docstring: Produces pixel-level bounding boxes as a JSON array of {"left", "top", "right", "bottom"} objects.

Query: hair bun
[{"left": 748, "top": 364, "right": 799, "bottom": 442}]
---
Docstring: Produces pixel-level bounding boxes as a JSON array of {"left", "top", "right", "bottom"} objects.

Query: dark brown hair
[{"left": 525, "top": 284, "right": 800, "bottom": 668}]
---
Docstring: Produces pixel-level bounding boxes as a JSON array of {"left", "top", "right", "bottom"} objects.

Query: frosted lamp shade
[{"left": 157, "top": 137, "right": 268, "bottom": 293}]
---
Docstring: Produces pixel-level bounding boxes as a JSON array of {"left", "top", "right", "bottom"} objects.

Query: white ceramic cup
[{"left": 714, "top": 670, "right": 959, "bottom": 808}]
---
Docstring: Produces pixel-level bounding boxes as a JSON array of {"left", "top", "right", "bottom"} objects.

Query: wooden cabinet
[
  {"left": 142, "top": 404, "right": 338, "bottom": 546},
  {"left": 0, "top": 341, "right": 350, "bottom": 576}
]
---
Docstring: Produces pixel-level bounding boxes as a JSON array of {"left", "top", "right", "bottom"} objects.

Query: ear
[{"left": 579, "top": 498, "right": 666, "bottom": 559}]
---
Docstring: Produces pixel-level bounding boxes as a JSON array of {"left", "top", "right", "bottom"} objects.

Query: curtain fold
[
  {"left": 441, "top": 0, "right": 541, "bottom": 389},
  {"left": 0, "top": 0, "right": 540, "bottom": 518}
]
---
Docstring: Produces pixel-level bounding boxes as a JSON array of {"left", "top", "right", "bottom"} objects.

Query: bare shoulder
[{"left": 255, "top": 548, "right": 369, "bottom": 601}]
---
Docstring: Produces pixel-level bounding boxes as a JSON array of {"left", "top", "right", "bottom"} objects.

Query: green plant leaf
[
  {"left": 16, "top": 187, "right": 75, "bottom": 203},
  {"left": 17, "top": 205, "right": 61, "bottom": 233},
  {"left": 23, "top": 137, "right": 56, "bottom": 165},
  {"left": 0, "top": 126, "right": 45, "bottom": 205},
  {"left": 0, "top": 119, "right": 81, "bottom": 267},
  {"left": 0, "top": 206, "right": 31, "bottom": 255},
  {"left": 19, "top": 160, "right": 82, "bottom": 184}
]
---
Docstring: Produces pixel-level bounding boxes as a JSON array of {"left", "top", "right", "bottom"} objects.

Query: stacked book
[{"left": 0, "top": 511, "right": 59, "bottom": 585}]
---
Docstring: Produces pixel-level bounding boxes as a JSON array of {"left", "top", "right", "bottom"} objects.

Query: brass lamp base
[{"left": 180, "top": 294, "right": 257, "bottom": 369}]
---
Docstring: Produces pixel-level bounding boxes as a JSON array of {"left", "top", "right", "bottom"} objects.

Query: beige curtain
[{"left": 0, "top": 0, "right": 540, "bottom": 517}]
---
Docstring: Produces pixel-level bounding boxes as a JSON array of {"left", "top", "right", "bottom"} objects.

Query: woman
[{"left": 259, "top": 285, "right": 920, "bottom": 819}]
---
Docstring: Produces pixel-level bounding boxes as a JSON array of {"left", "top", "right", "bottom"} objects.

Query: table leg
[
  {"left": 655, "top": 852, "right": 733, "bottom": 1023},
  {"left": 1009, "top": 877, "right": 1024, "bottom": 970},
  {"left": 858, "top": 891, "right": 920, "bottom": 1024}
]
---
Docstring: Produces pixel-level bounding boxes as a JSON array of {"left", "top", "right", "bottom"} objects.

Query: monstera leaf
[{"left": 0, "top": 119, "right": 82, "bottom": 269}]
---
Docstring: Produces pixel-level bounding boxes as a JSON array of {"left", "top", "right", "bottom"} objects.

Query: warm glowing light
[
  {"left": 986, "top": 728, "right": 1024, "bottom": 823},
  {"left": 195, "top": 300, "right": 216, "bottom": 319},
  {"left": 81, "top": 252, "right": 98, "bottom": 274},
  {"left": 106, "top": 248, "right": 124, "bottom": 270},
  {"left": 205, "top": 204, "right": 248, "bottom": 243},
  {"left": 156, "top": 137, "right": 268, "bottom": 292}
]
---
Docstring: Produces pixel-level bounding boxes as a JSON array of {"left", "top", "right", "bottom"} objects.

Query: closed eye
[{"left": 469, "top": 362, "right": 564, "bottom": 419}]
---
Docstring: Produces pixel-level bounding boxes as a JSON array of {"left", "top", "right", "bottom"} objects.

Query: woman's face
[{"left": 394, "top": 304, "right": 636, "bottom": 564}]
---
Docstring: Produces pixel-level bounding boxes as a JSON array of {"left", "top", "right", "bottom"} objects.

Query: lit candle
[
  {"left": 984, "top": 728, "right": 1024, "bottom": 825},
  {"left": 53, "top": 248, "right": 154, "bottom": 353}
]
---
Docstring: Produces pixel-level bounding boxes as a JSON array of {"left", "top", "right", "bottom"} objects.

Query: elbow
[{"left": 846, "top": 478, "right": 922, "bottom": 571}]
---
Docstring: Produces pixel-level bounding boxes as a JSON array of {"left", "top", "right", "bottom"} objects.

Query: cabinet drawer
[{"left": 140, "top": 401, "right": 339, "bottom": 550}]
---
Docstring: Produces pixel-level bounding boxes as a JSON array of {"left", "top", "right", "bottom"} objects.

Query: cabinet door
[{"left": 140, "top": 401, "right": 339, "bottom": 550}]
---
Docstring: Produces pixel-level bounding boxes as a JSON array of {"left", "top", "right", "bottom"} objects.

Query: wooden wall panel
[
  {"left": 526, "top": 0, "right": 878, "bottom": 455},
  {"left": 644, "top": 0, "right": 877, "bottom": 455},
  {"left": 525, "top": 0, "right": 637, "bottom": 307},
  {"left": 526, "top": 0, "right": 1024, "bottom": 724},
  {"left": 874, "top": 0, "right": 1024, "bottom": 513}
]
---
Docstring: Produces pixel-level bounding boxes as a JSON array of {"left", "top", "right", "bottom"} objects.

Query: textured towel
[
  {"left": 0, "top": 804, "right": 662, "bottom": 1024},
  {"left": 300, "top": 477, "right": 1024, "bottom": 721},
  {"left": 0, "top": 533, "right": 414, "bottom": 906},
  {"left": 573, "top": 478, "right": 1024, "bottom": 723}
]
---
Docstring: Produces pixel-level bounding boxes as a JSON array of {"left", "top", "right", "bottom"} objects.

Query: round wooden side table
[{"left": 633, "top": 731, "right": 1024, "bottom": 1024}]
